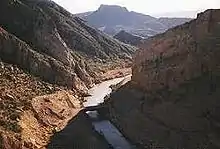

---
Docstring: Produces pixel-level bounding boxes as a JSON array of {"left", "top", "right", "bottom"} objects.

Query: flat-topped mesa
[
  {"left": 98, "top": 4, "right": 129, "bottom": 13},
  {"left": 132, "top": 9, "right": 220, "bottom": 92}
]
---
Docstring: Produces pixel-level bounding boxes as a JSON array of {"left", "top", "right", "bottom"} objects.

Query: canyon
[
  {"left": 0, "top": 0, "right": 134, "bottom": 148},
  {"left": 0, "top": 0, "right": 220, "bottom": 149}
]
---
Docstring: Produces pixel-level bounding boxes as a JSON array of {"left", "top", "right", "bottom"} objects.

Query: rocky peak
[{"left": 195, "top": 9, "right": 220, "bottom": 35}]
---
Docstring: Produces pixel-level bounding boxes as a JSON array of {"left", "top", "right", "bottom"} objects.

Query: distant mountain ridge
[
  {"left": 76, "top": 5, "right": 192, "bottom": 37},
  {"left": 114, "top": 30, "right": 143, "bottom": 46},
  {"left": 154, "top": 10, "right": 202, "bottom": 18}
]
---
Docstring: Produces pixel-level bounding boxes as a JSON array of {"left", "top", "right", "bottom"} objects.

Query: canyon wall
[{"left": 107, "top": 9, "right": 220, "bottom": 149}]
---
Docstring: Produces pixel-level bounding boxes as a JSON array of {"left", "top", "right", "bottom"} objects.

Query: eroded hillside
[
  {"left": 0, "top": 0, "right": 135, "bottom": 93},
  {"left": 0, "top": 60, "right": 81, "bottom": 148},
  {"left": 0, "top": 0, "right": 135, "bottom": 148}
]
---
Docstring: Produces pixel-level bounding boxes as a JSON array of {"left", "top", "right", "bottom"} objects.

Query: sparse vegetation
[{"left": 0, "top": 62, "right": 59, "bottom": 143}]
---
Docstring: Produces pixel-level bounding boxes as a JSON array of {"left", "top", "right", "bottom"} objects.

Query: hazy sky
[{"left": 53, "top": 0, "right": 220, "bottom": 17}]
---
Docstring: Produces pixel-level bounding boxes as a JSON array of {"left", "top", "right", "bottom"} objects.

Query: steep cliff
[{"left": 107, "top": 9, "right": 220, "bottom": 149}]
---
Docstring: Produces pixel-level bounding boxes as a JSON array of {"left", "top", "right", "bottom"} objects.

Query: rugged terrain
[
  {"left": 0, "top": 0, "right": 135, "bottom": 94},
  {"left": 77, "top": 5, "right": 192, "bottom": 37},
  {"left": 0, "top": 60, "right": 112, "bottom": 149},
  {"left": 106, "top": 9, "right": 220, "bottom": 149},
  {"left": 0, "top": 0, "right": 136, "bottom": 148},
  {"left": 0, "top": 60, "right": 79, "bottom": 148}
]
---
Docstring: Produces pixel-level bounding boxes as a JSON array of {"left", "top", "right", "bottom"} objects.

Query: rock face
[
  {"left": 133, "top": 9, "right": 220, "bottom": 91},
  {"left": 0, "top": 0, "right": 135, "bottom": 93},
  {"left": 0, "top": 27, "right": 86, "bottom": 92},
  {"left": 114, "top": 30, "right": 143, "bottom": 46},
  {"left": 77, "top": 5, "right": 192, "bottom": 37},
  {"left": 107, "top": 9, "right": 220, "bottom": 149},
  {"left": 19, "top": 91, "right": 81, "bottom": 148}
]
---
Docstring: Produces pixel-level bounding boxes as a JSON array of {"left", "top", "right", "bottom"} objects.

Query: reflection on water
[{"left": 93, "top": 121, "right": 134, "bottom": 149}]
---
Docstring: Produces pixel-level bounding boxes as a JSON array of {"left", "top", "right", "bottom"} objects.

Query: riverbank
[
  {"left": 47, "top": 75, "right": 132, "bottom": 149},
  {"left": 83, "top": 75, "right": 135, "bottom": 149}
]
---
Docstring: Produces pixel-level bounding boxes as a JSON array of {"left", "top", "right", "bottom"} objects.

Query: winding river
[{"left": 83, "top": 75, "right": 135, "bottom": 149}]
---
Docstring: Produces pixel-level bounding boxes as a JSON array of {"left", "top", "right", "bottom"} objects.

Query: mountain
[
  {"left": 85, "top": 5, "right": 155, "bottom": 28},
  {"left": 77, "top": 5, "right": 192, "bottom": 37},
  {"left": 0, "top": 0, "right": 135, "bottom": 148},
  {"left": 113, "top": 30, "right": 143, "bottom": 46},
  {"left": 0, "top": 0, "right": 135, "bottom": 93},
  {"left": 106, "top": 9, "right": 220, "bottom": 149}
]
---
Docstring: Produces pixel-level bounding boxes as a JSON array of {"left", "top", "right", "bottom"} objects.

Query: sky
[{"left": 52, "top": 0, "right": 220, "bottom": 18}]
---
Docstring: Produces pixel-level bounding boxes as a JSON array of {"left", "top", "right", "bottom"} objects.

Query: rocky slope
[
  {"left": 0, "top": 0, "right": 136, "bottom": 148},
  {"left": 106, "top": 9, "right": 220, "bottom": 149},
  {"left": 77, "top": 5, "right": 192, "bottom": 37},
  {"left": 0, "top": 60, "right": 80, "bottom": 148},
  {"left": 114, "top": 30, "right": 143, "bottom": 46},
  {"left": 0, "top": 60, "right": 111, "bottom": 149},
  {"left": 0, "top": 0, "right": 135, "bottom": 93}
]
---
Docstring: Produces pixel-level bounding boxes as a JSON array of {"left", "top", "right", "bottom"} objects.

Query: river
[{"left": 83, "top": 75, "right": 135, "bottom": 149}]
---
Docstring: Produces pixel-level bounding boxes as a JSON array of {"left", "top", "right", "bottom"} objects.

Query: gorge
[
  {"left": 0, "top": 0, "right": 220, "bottom": 149},
  {"left": 0, "top": 0, "right": 135, "bottom": 148}
]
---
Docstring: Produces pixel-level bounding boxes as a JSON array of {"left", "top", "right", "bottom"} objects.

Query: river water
[{"left": 83, "top": 75, "right": 135, "bottom": 149}]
